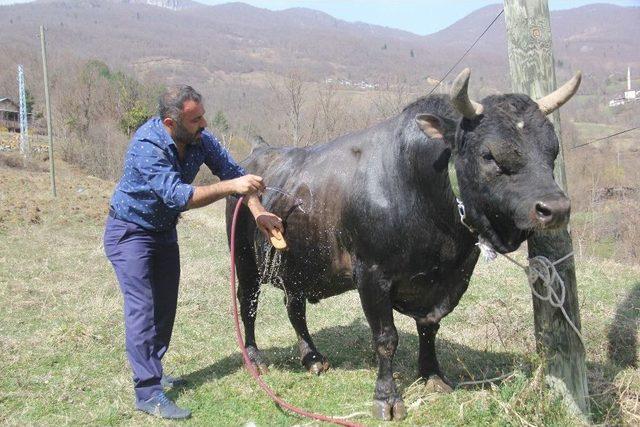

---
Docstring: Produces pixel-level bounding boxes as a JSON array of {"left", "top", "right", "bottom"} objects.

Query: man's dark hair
[{"left": 158, "top": 85, "right": 202, "bottom": 121}]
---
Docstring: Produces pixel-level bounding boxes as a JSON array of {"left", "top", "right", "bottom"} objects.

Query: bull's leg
[
  {"left": 235, "top": 243, "right": 269, "bottom": 374},
  {"left": 285, "top": 292, "right": 330, "bottom": 375},
  {"left": 355, "top": 264, "right": 406, "bottom": 421},
  {"left": 416, "top": 322, "right": 453, "bottom": 393}
]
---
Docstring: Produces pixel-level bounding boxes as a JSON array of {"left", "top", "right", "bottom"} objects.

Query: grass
[{"left": 1, "top": 154, "right": 639, "bottom": 426}]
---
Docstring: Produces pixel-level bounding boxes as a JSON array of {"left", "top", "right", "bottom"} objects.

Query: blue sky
[
  {"left": 0, "top": 0, "right": 637, "bottom": 35},
  {"left": 200, "top": 0, "right": 639, "bottom": 34}
]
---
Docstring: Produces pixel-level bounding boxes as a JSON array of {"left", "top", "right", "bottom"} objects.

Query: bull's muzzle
[{"left": 533, "top": 195, "right": 571, "bottom": 229}]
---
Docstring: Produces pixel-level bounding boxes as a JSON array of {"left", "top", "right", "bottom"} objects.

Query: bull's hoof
[
  {"left": 246, "top": 346, "right": 269, "bottom": 374},
  {"left": 372, "top": 400, "right": 392, "bottom": 421},
  {"left": 392, "top": 400, "right": 407, "bottom": 420},
  {"left": 371, "top": 399, "right": 406, "bottom": 421},
  {"left": 302, "top": 353, "right": 330, "bottom": 375},
  {"left": 423, "top": 374, "right": 453, "bottom": 393}
]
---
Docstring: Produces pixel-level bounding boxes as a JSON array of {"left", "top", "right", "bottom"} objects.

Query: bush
[{"left": 60, "top": 120, "right": 128, "bottom": 181}]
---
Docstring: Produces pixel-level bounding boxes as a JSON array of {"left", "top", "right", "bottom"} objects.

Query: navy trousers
[{"left": 103, "top": 216, "right": 180, "bottom": 402}]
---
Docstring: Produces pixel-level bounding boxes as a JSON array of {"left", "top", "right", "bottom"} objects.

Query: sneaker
[
  {"left": 161, "top": 374, "right": 187, "bottom": 388},
  {"left": 136, "top": 392, "right": 191, "bottom": 419}
]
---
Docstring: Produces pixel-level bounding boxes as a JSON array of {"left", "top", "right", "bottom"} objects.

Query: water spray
[{"left": 229, "top": 196, "right": 363, "bottom": 427}]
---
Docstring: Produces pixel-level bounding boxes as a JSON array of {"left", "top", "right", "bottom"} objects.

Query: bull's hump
[{"left": 249, "top": 135, "right": 270, "bottom": 154}]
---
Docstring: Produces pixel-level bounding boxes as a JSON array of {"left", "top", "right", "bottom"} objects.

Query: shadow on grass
[
  {"left": 585, "top": 282, "right": 640, "bottom": 424},
  {"left": 607, "top": 282, "right": 640, "bottom": 368},
  {"left": 179, "top": 318, "right": 524, "bottom": 394}
]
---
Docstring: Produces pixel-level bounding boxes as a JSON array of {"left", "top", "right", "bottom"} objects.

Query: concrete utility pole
[
  {"left": 503, "top": 0, "right": 589, "bottom": 419},
  {"left": 40, "top": 25, "right": 56, "bottom": 197}
]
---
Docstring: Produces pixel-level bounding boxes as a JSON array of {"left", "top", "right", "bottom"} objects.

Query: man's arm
[
  {"left": 186, "top": 174, "right": 264, "bottom": 209},
  {"left": 196, "top": 133, "right": 283, "bottom": 235},
  {"left": 245, "top": 193, "right": 284, "bottom": 237},
  {"left": 187, "top": 176, "right": 283, "bottom": 237}
]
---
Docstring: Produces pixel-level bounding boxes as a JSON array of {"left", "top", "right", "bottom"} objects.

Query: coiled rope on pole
[{"left": 500, "top": 251, "right": 585, "bottom": 348}]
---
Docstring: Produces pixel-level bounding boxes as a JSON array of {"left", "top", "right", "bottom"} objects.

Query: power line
[
  {"left": 571, "top": 126, "right": 639, "bottom": 149},
  {"left": 427, "top": 8, "right": 504, "bottom": 96}
]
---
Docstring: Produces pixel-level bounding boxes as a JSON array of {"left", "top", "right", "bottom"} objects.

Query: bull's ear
[{"left": 416, "top": 114, "right": 444, "bottom": 140}]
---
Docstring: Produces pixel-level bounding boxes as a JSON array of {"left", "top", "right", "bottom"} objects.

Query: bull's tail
[{"left": 250, "top": 135, "right": 270, "bottom": 154}]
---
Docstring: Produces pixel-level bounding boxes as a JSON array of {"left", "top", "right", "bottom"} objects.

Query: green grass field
[{"left": 1, "top": 157, "right": 639, "bottom": 426}]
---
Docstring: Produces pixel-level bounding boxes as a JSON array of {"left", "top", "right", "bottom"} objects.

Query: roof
[{"left": 0, "top": 98, "right": 19, "bottom": 113}]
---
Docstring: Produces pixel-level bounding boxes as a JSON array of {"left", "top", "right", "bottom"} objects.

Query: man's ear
[
  {"left": 415, "top": 114, "right": 444, "bottom": 140},
  {"left": 162, "top": 117, "right": 176, "bottom": 130}
]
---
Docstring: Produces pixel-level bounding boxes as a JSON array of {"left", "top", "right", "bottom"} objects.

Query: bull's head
[{"left": 417, "top": 68, "right": 580, "bottom": 253}]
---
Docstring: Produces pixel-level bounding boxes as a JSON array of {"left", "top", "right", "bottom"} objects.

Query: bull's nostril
[{"left": 535, "top": 202, "right": 553, "bottom": 222}]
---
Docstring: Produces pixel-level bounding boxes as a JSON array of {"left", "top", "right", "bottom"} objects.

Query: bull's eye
[{"left": 482, "top": 152, "right": 504, "bottom": 174}]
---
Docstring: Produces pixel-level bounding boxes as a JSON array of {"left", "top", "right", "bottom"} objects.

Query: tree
[
  {"left": 119, "top": 102, "right": 151, "bottom": 135},
  {"left": 268, "top": 71, "right": 310, "bottom": 147},
  {"left": 374, "top": 76, "right": 411, "bottom": 119},
  {"left": 316, "top": 83, "right": 343, "bottom": 142},
  {"left": 212, "top": 109, "right": 230, "bottom": 148},
  {"left": 25, "top": 89, "right": 34, "bottom": 115},
  {"left": 212, "top": 110, "right": 229, "bottom": 134}
]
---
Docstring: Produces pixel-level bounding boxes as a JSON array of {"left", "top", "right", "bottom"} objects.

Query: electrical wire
[
  {"left": 571, "top": 126, "right": 639, "bottom": 149},
  {"left": 427, "top": 9, "right": 504, "bottom": 96}
]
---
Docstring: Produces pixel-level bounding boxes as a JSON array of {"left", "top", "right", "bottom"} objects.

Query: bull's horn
[
  {"left": 450, "top": 68, "right": 484, "bottom": 119},
  {"left": 536, "top": 71, "right": 582, "bottom": 115}
]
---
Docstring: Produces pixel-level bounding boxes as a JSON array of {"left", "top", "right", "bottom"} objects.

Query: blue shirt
[{"left": 109, "top": 117, "right": 245, "bottom": 231}]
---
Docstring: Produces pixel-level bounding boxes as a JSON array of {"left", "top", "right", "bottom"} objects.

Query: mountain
[
  {"left": 1, "top": 1, "right": 637, "bottom": 92},
  {"left": 428, "top": 3, "right": 640, "bottom": 84},
  {"left": 125, "top": 0, "right": 200, "bottom": 10}
]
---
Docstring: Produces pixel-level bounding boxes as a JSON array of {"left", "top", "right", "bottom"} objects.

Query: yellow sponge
[{"left": 269, "top": 229, "right": 287, "bottom": 251}]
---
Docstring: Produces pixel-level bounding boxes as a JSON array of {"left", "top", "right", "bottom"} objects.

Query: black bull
[{"left": 226, "top": 69, "right": 581, "bottom": 420}]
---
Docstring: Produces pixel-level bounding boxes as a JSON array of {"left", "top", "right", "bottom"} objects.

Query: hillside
[{"left": 0, "top": 1, "right": 638, "bottom": 91}]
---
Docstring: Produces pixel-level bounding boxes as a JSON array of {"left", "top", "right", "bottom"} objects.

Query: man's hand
[
  {"left": 187, "top": 174, "right": 266, "bottom": 210},
  {"left": 228, "top": 174, "right": 265, "bottom": 195},
  {"left": 255, "top": 212, "right": 284, "bottom": 239},
  {"left": 244, "top": 193, "right": 283, "bottom": 239}
]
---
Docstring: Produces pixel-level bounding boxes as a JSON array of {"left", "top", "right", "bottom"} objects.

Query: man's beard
[{"left": 174, "top": 121, "right": 204, "bottom": 146}]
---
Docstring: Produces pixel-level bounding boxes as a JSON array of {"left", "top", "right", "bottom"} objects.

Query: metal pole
[
  {"left": 18, "top": 65, "right": 30, "bottom": 161},
  {"left": 504, "top": 0, "right": 589, "bottom": 419},
  {"left": 40, "top": 25, "right": 56, "bottom": 197}
]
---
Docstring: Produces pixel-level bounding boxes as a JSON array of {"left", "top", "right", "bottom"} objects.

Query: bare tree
[
  {"left": 373, "top": 75, "right": 411, "bottom": 119},
  {"left": 268, "top": 71, "right": 308, "bottom": 147},
  {"left": 316, "top": 82, "right": 344, "bottom": 143}
]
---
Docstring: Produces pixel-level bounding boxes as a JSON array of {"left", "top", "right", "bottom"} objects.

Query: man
[{"left": 104, "top": 85, "right": 282, "bottom": 419}]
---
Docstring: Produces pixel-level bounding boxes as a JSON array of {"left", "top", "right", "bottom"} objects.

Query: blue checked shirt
[{"left": 109, "top": 117, "right": 245, "bottom": 231}]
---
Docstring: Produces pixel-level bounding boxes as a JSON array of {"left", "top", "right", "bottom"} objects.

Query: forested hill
[{"left": 0, "top": 1, "right": 638, "bottom": 91}]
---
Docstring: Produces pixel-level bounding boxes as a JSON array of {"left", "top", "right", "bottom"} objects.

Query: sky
[
  {"left": 0, "top": 0, "right": 637, "bottom": 35},
  {"left": 195, "top": 0, "right": 639, "bottom": 35}
]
